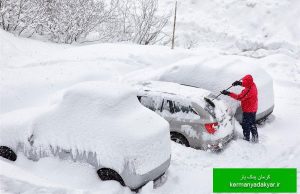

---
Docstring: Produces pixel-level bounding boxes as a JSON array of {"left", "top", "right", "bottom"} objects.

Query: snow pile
[
  {"left": 0, "top": 29, "right": 193, "bottom": 114},
  {"left": 0, "top": 29, "right": 190, "bottom": 69},
  {"left": 0, "top": 30, "right": 67, "bottom": 68},
  {"left": 0, "top": 81, "right": 171, "bottom": 175}
]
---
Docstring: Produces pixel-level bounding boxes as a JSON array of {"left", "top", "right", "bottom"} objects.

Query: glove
[
  {"left": 221, "top": 90, "right": 230, "bottom": 96},
  {"left": 232, "top": 80, "right": 242, "bottom": 86}
]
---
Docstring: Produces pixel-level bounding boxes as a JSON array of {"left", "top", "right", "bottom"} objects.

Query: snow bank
[
  {"left": 0, "top": 29, "right": 193, "bottom": 114},
  {"left": 0, "top": 30, "right": 67, "bottom": 68},
  {"left": 0, "top": 81, "right": 171, "bottom": 175},
  {"left": 0, "top": 64, "right": 119, "bottom": 114}
]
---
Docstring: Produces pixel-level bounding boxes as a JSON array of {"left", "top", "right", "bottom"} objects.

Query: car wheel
[
  {"left": 170, "top": 132, "right": 189, "bottom": 147},
  {"left": 0, "top": 146, "right": 17, "bottom": 161},
  {"left": 97, "top": 168, "right": 125, "bottom": 186}
]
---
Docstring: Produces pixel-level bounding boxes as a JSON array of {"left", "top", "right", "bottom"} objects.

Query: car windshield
[{"left": 204, "top": 101, "right": 216, "bottom": 118}]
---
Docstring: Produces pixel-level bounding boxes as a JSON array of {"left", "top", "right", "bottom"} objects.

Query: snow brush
[{"left": 204, "top": 78, "right": 242, "bottom": 108}]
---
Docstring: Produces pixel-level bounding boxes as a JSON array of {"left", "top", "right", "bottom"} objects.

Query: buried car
[
  {"left": 157, "top": 56, "right": 275, "bottom": 123},
  {"left": 136, "top": 81, "right": 235, "bottom": 151},
  {"left": 0, "top": 81, "right": 171, "bottom": 190}
]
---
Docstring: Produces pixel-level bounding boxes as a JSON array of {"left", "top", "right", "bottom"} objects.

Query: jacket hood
[{"left": 242, "top": 74, "right": 254, "bottom": 88}]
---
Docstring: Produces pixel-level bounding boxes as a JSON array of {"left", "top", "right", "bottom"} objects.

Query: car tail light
[{"left": 204, "top": 122, "right": 218, "bottom": 134}]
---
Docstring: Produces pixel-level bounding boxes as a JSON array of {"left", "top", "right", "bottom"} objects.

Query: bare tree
[
  {"left": 42, "top": 0, "right": 110, "bottom": 43},
  {"left": 111, "top": 0, "right": 171, "bottom": 45},
  {"left": 132, "top": 0, "right": 170, "bottom": 45},
  {"left": 0, "top": 0, "right": 47, "bottom": 36},
  {"left": 93, "top": 0, "right": 171, "bottom": 45},
  {"left": 0, "top": 0, "right": 110, "bottom": 43},
  {"left": 1, "top": 0, "right": 171, "bottom": 45}
]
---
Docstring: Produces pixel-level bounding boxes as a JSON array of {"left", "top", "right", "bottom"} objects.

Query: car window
[
  {"left": 162, "top": 99, "right": 200, "bottom": 119},
  {"left": 173, "top": 101, "right": 196, "bottom": 115},
  {"left": 162, "top": 99, "right": 176, "bottom": 113},
  {"left": 139, "top": 96, "right": 163, "bottom": 112}
]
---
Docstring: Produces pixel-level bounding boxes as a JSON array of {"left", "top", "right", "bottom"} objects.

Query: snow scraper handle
[{"left": 204, "top": 78, "right": 242, "bottom": 108}]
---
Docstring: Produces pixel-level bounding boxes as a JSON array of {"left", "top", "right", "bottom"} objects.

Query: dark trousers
[{"left": 242, "top": 112, "right": 258, "bottom": 142}]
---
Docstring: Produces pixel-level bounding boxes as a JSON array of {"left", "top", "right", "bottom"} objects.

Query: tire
[
  {"left": 170, "top": 132, "right": 189, "bottom": 147},
  {"left": 0, "top": 146, "right": 17, "bottom": 161},
  {"left": 97, "top": 168, "right": 125, "bottom": 186}
]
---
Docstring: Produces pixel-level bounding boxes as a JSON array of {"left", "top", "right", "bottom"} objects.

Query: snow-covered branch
[{"left": 0, "top": 0, "right": 170, "bottom": 44}]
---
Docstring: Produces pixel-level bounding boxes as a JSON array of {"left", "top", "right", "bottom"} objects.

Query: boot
[
  {"left": 251, "top": 136, "right": 259, "bottom": 143},
  {"left": 243, "top": 137, "right": 250, "bottom": 141}
]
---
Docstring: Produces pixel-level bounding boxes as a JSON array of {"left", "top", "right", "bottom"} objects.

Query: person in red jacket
[{"left": 221, "top": 74, "right": 259, "bottom": 143}]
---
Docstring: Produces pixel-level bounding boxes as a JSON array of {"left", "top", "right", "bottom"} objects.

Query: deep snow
[
  {"left": 1, "top": 29, "right": 299, "bottom": 194},
  {"left": 159, "top": 0, "right": 300, "bottom": 55},
  {"left": 0, "top": 0, "right": 300, "bottom": 193}
]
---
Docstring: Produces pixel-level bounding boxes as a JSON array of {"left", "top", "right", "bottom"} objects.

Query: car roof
[{"left": 136, "top": 81, "right": 211, "bottom": 105}]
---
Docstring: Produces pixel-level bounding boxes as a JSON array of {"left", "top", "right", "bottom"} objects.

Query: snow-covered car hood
[{"left": 0, "top": 81, "right": 171, "bottom": 175}]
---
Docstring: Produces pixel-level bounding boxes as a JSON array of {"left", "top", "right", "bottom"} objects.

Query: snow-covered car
[
  {"left": 136, "top": 81, "right": 235, "bottom": 151},
  {"left": 0, "top": 81, "right": 171, "bottom": 190},
  {"left": 158, "top": 57, "right": 275, "bottom": 123}
]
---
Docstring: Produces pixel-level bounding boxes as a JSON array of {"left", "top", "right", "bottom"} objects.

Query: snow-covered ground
[
  {"left": 160, "top": 0, "right": 300, "bottom": 55},
  {"left": 1, "top": 0, "right": 300, "bottom": 193}
]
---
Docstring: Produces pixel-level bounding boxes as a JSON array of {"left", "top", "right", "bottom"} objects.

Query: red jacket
[{"left": 229, "top": 75, "right": 258, "bottom": 112}]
